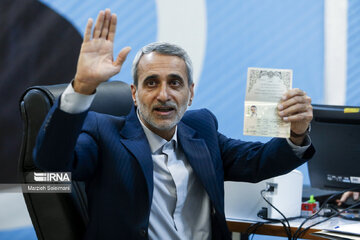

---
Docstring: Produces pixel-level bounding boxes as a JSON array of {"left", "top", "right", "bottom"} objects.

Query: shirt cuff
[
  {"left": 60, "top": 83, "right": 96, "bottom": 114},
  {"left": 286, "top": 135, "right": 311, "bottom": 158}
]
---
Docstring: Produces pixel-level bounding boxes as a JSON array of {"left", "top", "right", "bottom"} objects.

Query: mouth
[{"left": 153, "top": 106, "right": 176, "bottom": 116}]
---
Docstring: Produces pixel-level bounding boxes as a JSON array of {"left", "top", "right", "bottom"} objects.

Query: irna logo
[{"left": 34, "top": 172, "right": 71, "bottom": 182}]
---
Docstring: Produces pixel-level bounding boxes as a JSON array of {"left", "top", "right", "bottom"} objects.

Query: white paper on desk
[
  {"left": 325, "top": 223, "right": 360, "bottom": 235},
  {"left": 243, "top": 67, "right": 292, "bottom": 138},
  {"left": 312, "top": 230, "right": 360, "bottom": 240}
]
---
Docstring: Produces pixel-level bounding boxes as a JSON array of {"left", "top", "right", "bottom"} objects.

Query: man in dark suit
[{"left": 34, "top": 9, "right": 314, "bottom": 240}]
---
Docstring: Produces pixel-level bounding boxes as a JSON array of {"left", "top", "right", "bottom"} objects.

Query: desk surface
[
  {"left": 227, "top": 220, "right": 323, "bottom": 239},
  {"left": 227, "top": 217, "right": 357, "bottom": 240}
]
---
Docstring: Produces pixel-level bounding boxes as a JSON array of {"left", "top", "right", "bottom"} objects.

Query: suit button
[
  {"left": 139, "top": 228, "right": 147, "bottom": 237},
  {"left": 212, "top": 207, "right": 216, "bottom": 216}
]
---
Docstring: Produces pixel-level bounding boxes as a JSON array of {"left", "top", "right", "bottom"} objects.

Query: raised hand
[
  {"left": 74, "top": 9, "right": 131, "bottom": 94},
  {"left": 277, "top": 88, "right": 313, "bottom": 145}
]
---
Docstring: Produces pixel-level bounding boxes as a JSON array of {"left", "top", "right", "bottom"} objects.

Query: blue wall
[
  {"left": 39, "top": 0, "right": 326, "bottom": 185},
  {"left": 347, "top": 0, "right": 360, "bottom": 105}
]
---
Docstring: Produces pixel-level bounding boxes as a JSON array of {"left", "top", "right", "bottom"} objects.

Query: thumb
[{"left": 114, "top": 46, "right": 131, "bottom": 67}]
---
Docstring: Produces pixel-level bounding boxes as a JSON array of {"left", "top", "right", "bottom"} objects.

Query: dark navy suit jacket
[{"left": 34, "top": 101, "right": 315, "bottom": 240}]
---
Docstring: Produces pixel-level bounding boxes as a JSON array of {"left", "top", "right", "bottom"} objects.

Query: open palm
[{"left": 74, "top": 9, "right": 131, "bottom": 94}]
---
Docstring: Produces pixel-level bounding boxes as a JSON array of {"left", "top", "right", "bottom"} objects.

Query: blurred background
[{"left": 0, "top": 0, "right": 359, "bottom": 239}]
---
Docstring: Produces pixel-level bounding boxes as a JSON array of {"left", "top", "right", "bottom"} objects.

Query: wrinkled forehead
[
  {"left": 137, "top": 52, "right": 188, "bottom": 80},
  {"left": 138, "top": 52, "right": 186, "bottom": 70}
]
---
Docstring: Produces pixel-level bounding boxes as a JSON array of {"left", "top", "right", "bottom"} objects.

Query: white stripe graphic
[
  {"left": 324, "top": 0, "right": 348, "bottom": 105},
  {"left": 155, "top": 0, "right": 207, "bottom": 89}
]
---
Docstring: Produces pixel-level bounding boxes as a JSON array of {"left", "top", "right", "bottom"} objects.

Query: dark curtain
[{"left": 0, "top": 0, "right": 82, "bottom": 183}]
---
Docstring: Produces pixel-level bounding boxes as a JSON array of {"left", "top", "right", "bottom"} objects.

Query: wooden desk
[{"left": 227, "top": 219, "right": 326, "bottom": 240}]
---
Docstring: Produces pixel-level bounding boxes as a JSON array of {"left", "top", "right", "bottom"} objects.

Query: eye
[
  {"left": 170, "top": 79, "right": 180, "bottom": 86},
  {"left": 145, "top": 79, "right": 157, "bottom": 87}
]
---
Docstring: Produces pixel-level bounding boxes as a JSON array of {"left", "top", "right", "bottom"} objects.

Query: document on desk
[
  {"left": 312, "top": 223, "right": 360, "bottom": 239},
  {"left": 243, "top": 67, "right": 292, "bottom": 138},
  {"left": 312, "top": 231, "right": 360, "bottom": 240}
]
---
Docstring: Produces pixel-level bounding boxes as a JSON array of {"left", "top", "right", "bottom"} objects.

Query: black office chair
[{"left": 18, "top": 81, "right": 133, "bottom": 240}]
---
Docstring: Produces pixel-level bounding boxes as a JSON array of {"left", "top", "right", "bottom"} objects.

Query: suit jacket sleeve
[
  {"left": 203, "top": 109, "right": 315, "bottom": 183},
  {"left": 33, "top": 98, "right": 99, "bottom": 180}
]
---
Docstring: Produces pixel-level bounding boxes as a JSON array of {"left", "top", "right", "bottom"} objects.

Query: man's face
[
  {"left": 251, "top": 106, "right": 256, "bottom": 113},
  {"left": 131, "top": 52, "right": 194, "bottom": 139}
]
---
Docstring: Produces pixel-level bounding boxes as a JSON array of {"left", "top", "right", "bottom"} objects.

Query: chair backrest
[{"left": 18, "top": 81, "right": 133, "bottom": 240}]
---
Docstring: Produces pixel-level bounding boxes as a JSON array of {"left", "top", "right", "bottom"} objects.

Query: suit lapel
[
  {"left": 177, "top": 122, "right": 222, "bottom": 209},
  {"left": 118, "top": 107, "right": 222, "bottom": 210},
  {"left": 119, "top": 107, "right": 154, "bottom": 202}
]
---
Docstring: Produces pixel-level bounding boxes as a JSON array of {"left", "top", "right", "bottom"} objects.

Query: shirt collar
[{"left": 137, "top": 109, "right": 178, "bottom": 153}]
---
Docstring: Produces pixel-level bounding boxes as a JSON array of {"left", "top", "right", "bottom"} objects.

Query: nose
[{"left": 157, "top": 84, "right": 170, "bottom": 103}]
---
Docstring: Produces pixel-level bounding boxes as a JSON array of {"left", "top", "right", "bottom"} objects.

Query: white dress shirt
[{"left": 138, "top": 115, "right": 211, "bottom": 240}]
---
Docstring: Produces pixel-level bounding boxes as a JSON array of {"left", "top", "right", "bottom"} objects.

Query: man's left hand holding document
[{"left": 243, "top": 67, "right": 312, "bottom": 146}]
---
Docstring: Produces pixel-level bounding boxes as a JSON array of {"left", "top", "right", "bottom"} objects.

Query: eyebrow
[
  {"left": 168, "top": 73, "right": 184, "bottom": 82},
  {"left": 143, "top": 73, "right": 185, "bottom": 82},
  {"left": 143, "top": 74, "right": 159, "bottom": 82}
]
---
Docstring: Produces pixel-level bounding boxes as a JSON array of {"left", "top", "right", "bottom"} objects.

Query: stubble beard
[{"left": 136, "top": 93, "right": 189, "bottom": 132}]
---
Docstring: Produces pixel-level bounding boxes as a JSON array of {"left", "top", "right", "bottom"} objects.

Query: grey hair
[{"left": 131, "top": 42, "right": 193, "bottom": 86}]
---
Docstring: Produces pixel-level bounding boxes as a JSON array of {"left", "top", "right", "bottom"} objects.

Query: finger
[
  {"left": 340, "top": 191, "right": 353, "bottom": 203},
  {"left": 114, "top": 47, "right": 131, "bottom": 66},
  {"left": 281, "top": 88, "right": 306, "bottom": 101},
  {"left": 93, "top": 10, "right": 105, "bottom": 38},
  {"left": 336, "top": 199, "right": 342, "bottom": 206},
  {"left": 108, "top": 13, "right": 117, "bottom": 42},
  {"left": 100, "top": 9, "right": 111, "bottom": 39},
  {"left": 83, "top": 18, "right": 93, "bottom": 42},
  {"left": 279, "top": 101, "right": 312, "bottom": 118},
  {"left": 282, "top": 111, "right": 312, "bottom": 122},
  {"left": 279, "top": 95, "right": 311, "bottom": 112}
]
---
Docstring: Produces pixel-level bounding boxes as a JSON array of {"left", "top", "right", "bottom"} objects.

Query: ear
[
  {"left": 188, "top": 83, "right": 195, "bottom": 106},
  {"left": 130, "top": 84, "right": 137, "bottom": 106}
]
